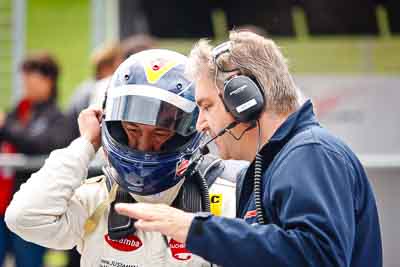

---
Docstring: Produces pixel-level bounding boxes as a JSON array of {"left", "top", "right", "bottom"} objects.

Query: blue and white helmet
[{"left": 102, "top": 49, "right": 201, "bottom": 195}]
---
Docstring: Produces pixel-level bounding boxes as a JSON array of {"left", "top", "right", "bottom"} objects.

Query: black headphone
[{"left": 212, "top": 41, "right": 265, "bottom": 123}]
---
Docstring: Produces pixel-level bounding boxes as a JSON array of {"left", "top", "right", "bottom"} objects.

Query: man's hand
[
  {"left": 115, "top": 203, "right": 195, "bottom": 243},
  {"left": 78, "top": 106, "right": 102, "bottom": 151}
]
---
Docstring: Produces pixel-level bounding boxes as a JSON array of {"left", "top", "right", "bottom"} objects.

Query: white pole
[
  {"left": 106, "top": 0, "right": 119, "bottom": 41},
  {"left": 91, "top": 0, "right": 105, "bottom": 49},
  {"left": 12, "top": 0, "right": 25, "bottom": 103}
]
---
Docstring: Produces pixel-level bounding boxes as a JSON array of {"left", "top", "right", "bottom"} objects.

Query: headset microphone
[
  {"left": 182, "top": 121, "right": 238, "bottom": 179},
  {"left": 198, "top": 121, "right": 238, "bottom": 155}
]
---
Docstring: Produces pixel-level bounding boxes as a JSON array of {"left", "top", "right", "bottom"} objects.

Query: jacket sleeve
[
  {"left": 0, "top": 113, "right": 72, "bottom": 155},
  {"left": 5, "top": 137, "right": 96, "bottom": 249},
  {"left": 186, "top": 144, "right": 355, "bottom": 267}
]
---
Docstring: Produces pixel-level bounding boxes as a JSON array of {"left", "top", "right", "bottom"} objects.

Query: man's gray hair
[{"left": 186, "top": 31, "right": 304, "bottom": 115}]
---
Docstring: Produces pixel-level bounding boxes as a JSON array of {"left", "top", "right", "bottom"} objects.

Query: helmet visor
[{"left": 105, "top": 84, "right": 198, "bottom": 137}]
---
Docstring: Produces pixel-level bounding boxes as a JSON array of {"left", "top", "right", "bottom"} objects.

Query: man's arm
[
  {"left": 5, "top": 137, "right": 96, "bottom": 249},
  {"left": 5, "top": 107, "right": 102, "bottom": 249}
]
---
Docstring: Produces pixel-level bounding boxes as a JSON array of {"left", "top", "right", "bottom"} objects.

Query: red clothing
[
  {"left": 0, "top": 142, "right": 16, "bottom": 215},
  {"left": 17, "top": 99, "right": 32, "bottom": 125}
]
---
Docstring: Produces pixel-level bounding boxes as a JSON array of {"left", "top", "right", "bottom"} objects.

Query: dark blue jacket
[{"left": 187, "top": 100, "right": 382, "bottom": 267}]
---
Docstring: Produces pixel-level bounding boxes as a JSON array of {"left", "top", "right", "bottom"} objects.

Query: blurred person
[
  {"left": 5, "top": 49, "right": 238, "bottom": 266},
  {"left": 112, "top": 31, "right": 382, "bottom": 267},
  {"left": 120, "top": 34, "right": 157, "bottom": 60},
  {"left": 66, "top": 42, "right": 123, "bottom": 141},
  {"left": 92, "top": 42, "right": 124, "bottom": 81},
  {"left": 0, "top": 52, "right": 70, "bottom": 267}
]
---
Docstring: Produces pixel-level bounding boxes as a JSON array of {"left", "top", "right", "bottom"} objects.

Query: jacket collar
[{"left": 263, "top": 99, "right": 319, "bottom": 148}]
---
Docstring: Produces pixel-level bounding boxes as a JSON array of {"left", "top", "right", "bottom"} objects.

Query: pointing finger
[
  {"left": 134, "top": 219, "right": 163, "bottom": 232},
  {"left": 115, "top": 203, "right": 162, "bottom": 221}
]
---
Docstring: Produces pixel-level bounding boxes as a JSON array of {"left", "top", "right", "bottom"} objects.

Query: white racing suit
[{"left": 5, "top": 137, "right": 237, "bottom": 267}]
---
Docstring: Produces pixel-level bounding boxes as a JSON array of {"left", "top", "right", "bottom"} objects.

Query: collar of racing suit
[{"left": 129, "top": 178, "right": 185, "bottom": 205}]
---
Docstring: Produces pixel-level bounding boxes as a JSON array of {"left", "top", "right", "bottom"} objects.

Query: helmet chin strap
[{"left": 130, "top": 179, "right": 185, "bottom": 205}]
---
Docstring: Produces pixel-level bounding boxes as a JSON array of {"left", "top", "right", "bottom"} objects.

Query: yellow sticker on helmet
[
  {"left": 144, "top": 60, "right": 177, "bottom": 84},
  {"left": 210, "top": 193, "right": 223, "bottom": 216}
]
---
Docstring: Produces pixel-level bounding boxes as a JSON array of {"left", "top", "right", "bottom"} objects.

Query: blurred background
[{"left": 0, "top": 0, "right": 399, "bottom": 266}]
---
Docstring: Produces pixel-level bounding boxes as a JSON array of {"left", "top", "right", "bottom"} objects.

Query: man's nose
[
  {"left": 196, "top": 111, "right": 208, "bottom": 133},
  {"left": 137, "top": 134, "right": 153, "bottom": 152}
]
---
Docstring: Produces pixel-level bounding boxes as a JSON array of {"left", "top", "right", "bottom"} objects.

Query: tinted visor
[{"left": 105, "top": 85, "right": 198, "bottom": 137}]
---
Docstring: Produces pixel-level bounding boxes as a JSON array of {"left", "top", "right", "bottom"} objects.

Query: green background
[{"left": 0, "top": 0, "right": 399, "bottom": 110}]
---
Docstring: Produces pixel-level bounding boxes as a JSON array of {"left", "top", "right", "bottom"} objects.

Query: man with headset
[
  {"left": 114, "top": 31, "right": 382, "bottom": 267},
  {"left": 5, "top": 49, "right": 239, "bottom": 266}
]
